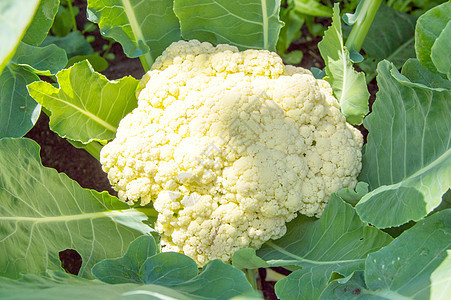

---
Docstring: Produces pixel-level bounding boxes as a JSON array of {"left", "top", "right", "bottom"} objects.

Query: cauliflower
[{"left": 100, "top": 40, "right": 363, "bottom": 265}]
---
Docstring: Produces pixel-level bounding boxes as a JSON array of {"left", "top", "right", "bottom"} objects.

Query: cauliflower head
[{"left": 100, "top": 40, "right": 363, "bottom": 265}]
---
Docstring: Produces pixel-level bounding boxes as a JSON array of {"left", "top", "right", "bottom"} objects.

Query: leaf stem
[
  {"left": 244, "top": 269, "right": 258, "bottom": 290},
  {"left": 345, "top": 0, "right": 383, "bottom": 52},
  {"left": 139, "top": 55, "right": 152, "bottom": 72},
  {"left": 67, "top": 0, "right": 78, "bottom": 32}
]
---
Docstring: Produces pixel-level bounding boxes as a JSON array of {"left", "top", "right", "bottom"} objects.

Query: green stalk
[
  {"left": 345, "top": 0, "right": 383, "bottom": 52},
  {"left": 398, "top": 0, "right": 412, "bottom": 12},
  {"left": 244, "top": 269, "right": 258, "bottom": 290},
  {"left": 66, "top": 0, "right": 78, "bottom": 31},
  {"left": 387, "top": 0, "right": 396, "bottom": 6},
  {"left": 139, "top": 55, "right": 152, "bottom": 72}
]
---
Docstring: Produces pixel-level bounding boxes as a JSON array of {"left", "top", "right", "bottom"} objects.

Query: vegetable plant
[{"left": 0, "top": 0, "right": 450, "bottom": 299}]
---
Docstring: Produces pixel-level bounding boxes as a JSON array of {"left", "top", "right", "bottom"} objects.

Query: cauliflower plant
[{"left": 100, "top": 40, "right": 363, "bottom": 265}]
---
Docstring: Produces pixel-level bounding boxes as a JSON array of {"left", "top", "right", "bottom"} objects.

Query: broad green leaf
[
  {"left": 323, "top": 272, "right": 382, "bottom": 299},
  {"left": 41, "top": 31, "right": 94, "bottom": 59},
  {"left": 411, "top": 0, "right": 447, "bottom": 13},
  {"left": 168, "top": 260, "right": 254, "bottom": 299},
  {"left": 0, "top": 0, "right": 40, "bottom": 75},
  {"left": 92, "top": 235, "right": 158, "bottom": 284},
  {"left": 87, "top": 0, "right": 181, "bottom": 70},
  {"left": 231, "top": 291, "right": 265, "bottom": 300},
  {"left": 237, "top": 195, "right": 391, "bottom": 300},
  {"left": 0, "top": 66, "right": 40, "bottom": 138},
  {"left": 431, "top": 21, "right": 451, "bottom": 80},
  {"left": 27, "top": 60, "right": 138, "bottom": 144},
  {"left": 415, "top": 1, "right": 451, "bottom": 72},
  {"left": 324, "top": 210, "right": 451, "bottom": 299},
  {"left": 67, "top": 55, "right": 108, "bottom": 72},
  {"left": 402, "top": 58, "right": 451, "bottom": 90},
  {"left": 174, "top": 0, "right": 283, "bottom": 51},
  {"left": 11, "top": 42, "right": 68, "bottom": 76},
  {"left": 51, "top": 4, "right": 74, "bottom": 37},
  {"left": 0, "top": 138, "right": 153, "bottom": 279},
  {"left": 0, "top": 267, "right": 253, "bottom": 300},
  {"left": 359, "top": 3, "right": 417, "bottom": 83},
  {"left": 140, "top": 252, "right": 199, "bottom": 285},
  {"left": 320, "top": 271, "right": 372, "bottom": 299},
  {"left": 357, "top": 61, "right": 451, "bottom": 228},
  {"left": 22, "top": 0, "right": 60, "bottom": 46},
  {"left": 430, "top": 250, "right": 451, "bottom": 299},
  {"left": 318, "top": 4, "right": 369, "bottom": 125},
  {"left": 365, "top": 210, "right": 451, "bottom": 299},
  {"left": 0, "top": 271, "right": 192, "bottom": 300},
  {"left": 292, "top": 0, "right": 332, "bottom": 17},
  {"left": 93, "top": 236, "right": 254, "bottom": 299}
]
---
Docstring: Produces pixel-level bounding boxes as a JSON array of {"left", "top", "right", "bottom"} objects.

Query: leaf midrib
[
  {"left": 0, "top": 209, "right": 142, "bottom": 223},
  {"left": 260, "top": 0, "right": 268, "bottom": 49},
  {"left": 122, "top": 0, "right": 153, "bottom": 65}
]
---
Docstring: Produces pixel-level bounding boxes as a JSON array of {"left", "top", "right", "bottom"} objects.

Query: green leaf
[
  {"left": 253, "top": 195, "right": 392, "bottom": 300},
  {"left": 277, "top": 4, "right": 305, "bottom": 54},
  {"left": 0, "top": 0, "right": 40, "bottom": 75},
  {"left": 22, "top": 0, "right": 60, "bottom": 46},
  {"left": 0, "top": 271, "right": 193, "bottom": 300},
  {"left": 320, "top": 271, "right": 375, "bottom": 299},
  {"left": 41, "top": 31, "right": 94, "bottom": 59},
  {"left": 174, "top": 0, "right": 283, "bottom": 51},
  {"left": 168, "top": 260, "right": 254, "bottom": 299},
  {"left": 280, "top": 50, "right": 303, "bottom": 65},
  {"left": 365, "top": 210, "right": 451, "bottom": 299},
  {"left": 87, "top": 0, "right": 181, "bottom": 70},
  {"left": 359, "top": 3, "right": 417, "bottom": 83},
  {"left": 66, "top": 55, "right": 109, "bottom": 72},
  {"left": 410, "top": 0, "right": 447, "bottom": 13},
  {"left": 0, "top": 138, "right": 153, "bottom": 279},
  {"left": 415, "top": 1, "right": 451, "bottom": 72},
  {"left": 232, "top": 248, "right": 269, "bottom": 270},
  {"left": 318, "top": 4, "right": 369, "bottom": 125},
  {"left": 92, "top": 235, "right": 157, "bottom": 284},
  {"left": 311, "top": 67, "right": 325, "bottom": 79},
  {"left": 292, "top": 0, "right": 332, "bottom": 17},
  {"left": 337, "top": 182, "right": 369, "bottom": 206},
  {"left": 11, "top": 42, "right": 68, "bottom": 76},
  {"left": 140, "top": 252, "right": 199, "bottom": 285},
  {"left": 431, "top": 21, "right": 451, "bottom": 80},
  {"left": 0, "top": 266, "right": 253, "bottom": 300},
  {"left": 0, "top": 66, "right": 40, "bottom": 138},
  {"left": 27, "top": 60, "right": 138, "bottom": 144},
  {"left": 93, "top": 236, "right": 253, "bottom": 299},
  {"left": 357, "top": 61, "right": 451, "bottom": 228},
  {"left": 324, "top": 210, "right": 451, "bottom": 299},
  {"left": 51, "top": 4, "right": 74, "bottom": 37},
  {"left": 402, "top": 58, "right": 451, "bottom": 90}
]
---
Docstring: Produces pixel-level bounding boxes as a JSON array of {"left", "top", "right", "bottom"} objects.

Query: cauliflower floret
[{"left": 100, "top": 40, "right": 363, "bottom": 265}]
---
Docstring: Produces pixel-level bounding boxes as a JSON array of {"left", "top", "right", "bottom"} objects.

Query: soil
[{"left": 23, "top": 2, "right": 377, "bottom": 298}]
